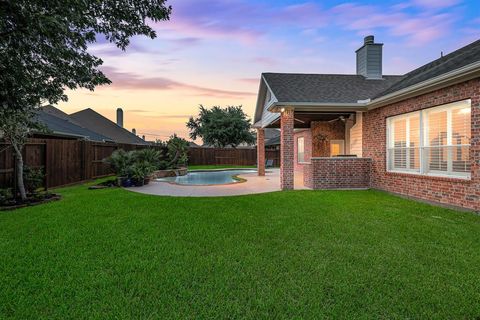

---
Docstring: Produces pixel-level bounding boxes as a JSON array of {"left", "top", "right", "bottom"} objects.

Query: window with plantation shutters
[{"left": 387, "top": 99, "right": 471, "bottom": 179}]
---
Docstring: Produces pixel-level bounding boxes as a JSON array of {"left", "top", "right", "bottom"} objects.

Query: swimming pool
[{"left": 156, "top": 169, "right": 257, "bottom": 185}]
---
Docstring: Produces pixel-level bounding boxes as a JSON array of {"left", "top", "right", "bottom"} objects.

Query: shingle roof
[
  {"left": 263, "top": 73, "right": 404, "bottom": 104},
  {"left": 376, "top": 39, "right": 480, "bottom": 98},
  {"left": 70, "top": 108, "right": 149, "bottom": 145},
  {"left": 262, "top": 39, "right": 480, "bottom": 105},
  {"left": 35, "top": 108, "right": 113, "bottom": 142}
]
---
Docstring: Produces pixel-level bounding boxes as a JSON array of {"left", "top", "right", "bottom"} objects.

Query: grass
[
  {"left": 1, "top": 183, "right": 480, "bottom": 319},
  {"left": 188, "top": 164, "right": 256, "bottom": 170}
]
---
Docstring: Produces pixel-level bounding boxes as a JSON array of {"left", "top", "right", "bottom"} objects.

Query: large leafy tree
[
  {"left": 0, "top": 0, "right": 171, "bottom": 199},
  {"left": 187, "top": 105, "right": 255, "bottom": 148}
]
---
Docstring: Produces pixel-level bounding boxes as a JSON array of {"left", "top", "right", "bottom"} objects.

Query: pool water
[{"left": 157, "top": 169, "right": 257, "bottom": 185}]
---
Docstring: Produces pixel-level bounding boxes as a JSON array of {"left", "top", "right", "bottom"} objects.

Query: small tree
[
  {"left": 166, "top": 134, "right": 189, "bottom": 168},
  {"left": 0, "top": 108, "right": 38, "bottom": 200},
  {"left": 187, "top": 105, "right": 255, "bottom": 148},
  {"left": 1, "top": 0, "right": 171, "bottom": 199}
]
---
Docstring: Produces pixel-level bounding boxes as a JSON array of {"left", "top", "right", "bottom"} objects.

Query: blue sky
[{"left": 59, "top": 0, "right": 480, "bottom": 141}]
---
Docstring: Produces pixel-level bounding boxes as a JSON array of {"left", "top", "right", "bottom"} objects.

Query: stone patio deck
[{"left": 126, "top": 169, "right": 308, "bottom": 197}]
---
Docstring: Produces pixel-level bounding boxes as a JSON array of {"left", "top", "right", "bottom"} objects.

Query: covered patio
[
  {"left": 252, "top": 68, "right": 401, "bottom": 191},
  {"left": 256, "top": 107, "right": 371, "bottom": 191}
]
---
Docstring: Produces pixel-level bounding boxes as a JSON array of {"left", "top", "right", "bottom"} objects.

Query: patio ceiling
[{"left": 266, "top": 111, "right": 355, "bottom": 128}]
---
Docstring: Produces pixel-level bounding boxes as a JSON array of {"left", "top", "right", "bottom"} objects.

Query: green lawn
[
  {"left": 188, "top": 164, "right": 256, "bottom": 170},
  {"left": 1, "top": 184, "right": 480, "bottom": 319}
]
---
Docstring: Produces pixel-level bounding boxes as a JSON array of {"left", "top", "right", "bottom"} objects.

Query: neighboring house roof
[
  {"left": 35, "top": 108, "right": 113, "bottom": 142},
  {"left": 376, "top": 39, "right": 480, "bottom": 98},
  {"left": 188, "top": 141, "right": 200, "bottom": 147},
  {"left": 41, "top": 105, "right": 77, "bottom": 122},
  {"left": 265, "top": 135, "right": 280, "bottom": 146},
  {"left": 265, "top": 128, "right": 280, "bottom": 140},
  {"left": 262, "top": 73, "right": 404, "bottom": 104},
  {"left": 264, "top": 129, "right": 281, "bottom": 146},
  {"left": 70, "top": 108, "right": 149, "bottom": 145}
]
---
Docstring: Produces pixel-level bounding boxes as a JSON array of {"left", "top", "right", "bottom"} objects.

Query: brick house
[{"left": 254, "top": 36, "right": 480, "bottom": 212}]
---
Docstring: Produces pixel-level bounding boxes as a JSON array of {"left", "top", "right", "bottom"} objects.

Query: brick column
[
  {"left": 257, "top": 128, "right": 265, "bottom": 176},
  {"left": 280, "top": 108, "right": 295, "bottom": 190}
]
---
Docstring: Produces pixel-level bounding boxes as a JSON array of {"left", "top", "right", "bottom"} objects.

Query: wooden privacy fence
[
  {"left": 0, "top": 138, "right": 164, "bottom": 190},
  {"left": 0, "top": 139, "right": 281, "bottom": 190},
  {"left": 188, "top": 147, "right": 280, "bottom": 167}
]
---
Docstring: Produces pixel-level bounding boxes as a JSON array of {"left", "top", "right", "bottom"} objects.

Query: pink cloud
[
  {"left": 331, "top": 2, "right": 457, "bottom": 45},
  {"left": 101, "top": 66, "right": 256, "bottom": 99},
  {"left": 411, "top": 0, "right": 461, "bottom": 9},
  {"left": 152, "top": 0, "right": 328, "bottom": 44},
  {"left": 237, "top": 78, "right": 260, "bottom": 85}
]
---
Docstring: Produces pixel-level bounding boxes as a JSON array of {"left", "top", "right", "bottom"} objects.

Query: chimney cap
[{"left": 364, "top": 35, "right": 374, "bottom": 45}]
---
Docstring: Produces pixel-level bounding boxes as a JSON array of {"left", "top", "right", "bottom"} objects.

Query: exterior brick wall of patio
[
  {"left": 280, "top": 109, "right": 295, "bottom": 190},
  {"left": 311, "top": 121, "right": 345, "bottom": 157},
  {"left": 303, "top": 157, "right": 371, "bottom": 189},
  {"left": 363, "top": 78, "right": 480, "bottom": 211}
]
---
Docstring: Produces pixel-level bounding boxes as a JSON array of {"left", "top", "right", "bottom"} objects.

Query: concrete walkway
[{"left": 126, "top": 169, "right": 309, "bottom": 197}]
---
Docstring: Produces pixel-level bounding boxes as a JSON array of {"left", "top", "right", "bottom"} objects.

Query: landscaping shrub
[
  {"left": 104, "top": 149, "right": 135, "bottom": 177},
  {"left": 23, "top": 166, "right": 45, "bottom": 194},
  {"left": 104, "top": 136, "right": 189, "bottom": 186},
  {"left": 134, "top": 148, "right": 170, "bottom": 171},
  {"left": 166, "top": 134, "right": 189, "bottom": 168},
  {"left": 0, "top": 188, "right": 13, "bottom": 205}
]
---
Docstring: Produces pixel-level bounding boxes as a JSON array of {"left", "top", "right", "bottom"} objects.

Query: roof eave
[
  {"left": 367, "top": 61, "right": 480, "bottom": 110},
  {"left": 268, "top": 102, "right": 368, "bottom": 112}
]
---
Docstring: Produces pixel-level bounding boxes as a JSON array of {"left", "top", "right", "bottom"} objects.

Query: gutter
[
  {"left": 33, "top": 130, "right": 112, "bottom": 143},
  {"left": 268, "top": 102, "right": 367, "bottom": 113}
]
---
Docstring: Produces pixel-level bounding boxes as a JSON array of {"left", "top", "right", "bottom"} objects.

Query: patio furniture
[{"left": 266, "top": 159, "right": 274, "bottom": 168}]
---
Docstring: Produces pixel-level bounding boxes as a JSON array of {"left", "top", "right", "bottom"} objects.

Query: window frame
[
  {"left": 386, "top": 111, "right": 421, "bottom": 173},
  {"left": 386, "top": 99, "right": 471, "bottom": 179}
]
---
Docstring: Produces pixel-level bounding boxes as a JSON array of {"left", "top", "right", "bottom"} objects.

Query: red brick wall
[
  {"left": 304, "top": 158, "right": 371, "bottom": 189},
  {"left": 294, "top": 129, "right": 312, "bottom": 172},
  {"left": 280, "top": 109, "right": 295, "bottom": 190},
  {"left": 257, "top": 128, "right": 265, "bottom": 176},
  {"left": 311, "top": 121, "right": 345, "bottom": 157},
  {"left": 363, "top": 78, "right": 480, "bottom": 211}
]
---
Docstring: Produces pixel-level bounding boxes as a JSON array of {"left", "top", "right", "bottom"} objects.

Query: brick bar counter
[{"left": 303, "top": 157, "right": 372, "bottom": 189}]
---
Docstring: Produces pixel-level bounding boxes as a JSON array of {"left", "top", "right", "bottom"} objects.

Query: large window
[
  {"left": 297, "top": 137, "right": 305, "bottom": 163},
  {"left": 387, "top": 99, "right": 471, "bottom": 179}
]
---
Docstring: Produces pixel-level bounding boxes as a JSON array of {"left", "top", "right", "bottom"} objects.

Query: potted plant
[
  {"left": 128, "top": 163, "right": 147, "bottom": 187},
  {"left": 104, "top": 149, "right": 134, "bottom": 186}
]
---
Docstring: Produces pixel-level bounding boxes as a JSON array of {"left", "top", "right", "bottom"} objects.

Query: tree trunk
[{"left": 12, "top": 143, "right": 27, "bottom": 201}]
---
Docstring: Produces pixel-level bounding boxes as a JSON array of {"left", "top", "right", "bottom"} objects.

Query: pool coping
[{"left": 154, "top": 169, "right": 258, "bottom": 187}]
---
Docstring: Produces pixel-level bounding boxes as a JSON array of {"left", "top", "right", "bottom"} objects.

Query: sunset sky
[{"left": 58, "top": 0, "right": 480, "bottom": 142}]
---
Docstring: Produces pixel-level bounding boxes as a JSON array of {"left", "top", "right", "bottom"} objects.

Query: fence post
[
  {"left": 82, "top": 140, "right": 87, "bottom": 181},
  {"left": 44, "top": 139, "right": 49, "bottom": 191}
]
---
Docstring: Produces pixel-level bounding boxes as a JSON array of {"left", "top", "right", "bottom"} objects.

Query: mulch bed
[
  {"left": 0, "top": 194, "right": 62, "bottom": 211},
  {"left": 88, "top": 179, "right": 118, "bottom": 190}
]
